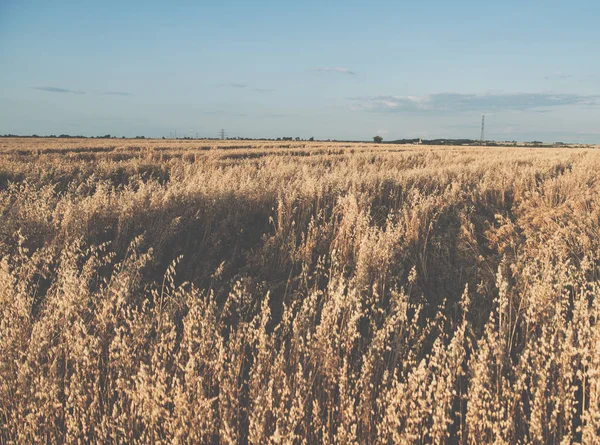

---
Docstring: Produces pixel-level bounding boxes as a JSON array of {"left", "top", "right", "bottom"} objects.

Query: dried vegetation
[{"left": 1, "top": 137, "right": 600, "bottom": 443}]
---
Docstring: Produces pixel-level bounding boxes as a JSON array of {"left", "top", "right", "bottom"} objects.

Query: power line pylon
[{"left": 480, "top": 115, "right": 485, "bottom": 141}]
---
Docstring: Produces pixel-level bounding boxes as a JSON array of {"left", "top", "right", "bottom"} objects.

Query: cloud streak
[
  {"left": 544, "top": 71, "right": 573, "bottom": 80},
  {"left": 102, "top": 91, "right": 134, "bottom": 96},
  {"left": 351, "top": 92, "right": 600, "bottom": 113},
  {"left": 201, "top": 110, "right": 248, "bottom": 117},
  {"left": 217, "top": 83, "right": 274, "bottom": 92},
  {"left": 581, "top": 73, "right": 600, "bottom": 84},
  {"left": 33, "top": 86, "right": 85, "bottom": 94},
  {"left": 33, "top": 87, "right": 134, "bottom": 96},
  {"left": 313, "top": 67, "right": 355, "bottom": 75},
  {"left": 219, "top": 82, "right": 248, "bottom": 88}
]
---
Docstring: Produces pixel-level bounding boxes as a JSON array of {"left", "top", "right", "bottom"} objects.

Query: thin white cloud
[
  {"left": 351, "top": 92, "right": 600, "bottom": 113},
  {"left": 218, "top": 82, "right": 248, "bottom": 88},
  {"left": 201, "top": 110, "right": 247, "bottom": 117},
  {"left": 581, "top": 73, "right": 600, "bottom": 84},
  {"left": 102, "top": 91, "right": 134, "bottom": 96},
  {"left": 34, "top": 87, "right": 134, "bottom": 96},
  {"left": 33, "top": 86, "right": 85, "bottom": 94},
  {"left": 313, "top": 67, "right": 355, "bottom": 75},
  {"left": 544, "top": 71, "right": 573, "bottom": 80}
]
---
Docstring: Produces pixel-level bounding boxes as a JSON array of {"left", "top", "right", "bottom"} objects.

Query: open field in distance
[{"left": 2, "top": 137, "right": 600, "bottom": 443}]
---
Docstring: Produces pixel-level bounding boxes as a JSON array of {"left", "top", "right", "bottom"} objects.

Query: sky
[{"left": 1, "top": 0, "right": 599, "bottom": 142}]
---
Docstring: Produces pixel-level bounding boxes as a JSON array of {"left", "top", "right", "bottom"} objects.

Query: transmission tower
[
  {"left": 480, "top": 115, "right": 485, "bottom": 141},
  {"left": 220, "top": 129, "right": 226, "bottom": 140}
]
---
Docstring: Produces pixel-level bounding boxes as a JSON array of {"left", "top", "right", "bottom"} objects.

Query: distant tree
[
  {"left": 309, "top": 137, "right": 314, "bottom": 142},
  {"left": 373, "top": 135, "right": 383, "bottom": 143}
]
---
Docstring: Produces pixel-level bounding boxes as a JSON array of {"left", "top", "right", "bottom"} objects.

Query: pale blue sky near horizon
[{"left": 1, "top": 0, "right": 599, "bottom": 142}]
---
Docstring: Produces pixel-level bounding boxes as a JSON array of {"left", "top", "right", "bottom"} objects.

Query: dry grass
[{"left": 1, "top": 137, "right": 600, "bottom": 443}]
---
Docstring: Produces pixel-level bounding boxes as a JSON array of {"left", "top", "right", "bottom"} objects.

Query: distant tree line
[
  {"left": 0, "top": 134, "right": 127, "bottom": 139},
  {"left": 0, "top": 134, "right": 576, "bottom": 147},
  {"left": 382, "top": 138, "right": 558, "bottom": 147},
  {"left": 0, "top": 134, "right": 320, "bottom": 141}
]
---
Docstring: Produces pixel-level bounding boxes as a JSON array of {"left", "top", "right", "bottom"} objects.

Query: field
[{"left": 1, "top": 137, "right": 600, "bottom": 444}]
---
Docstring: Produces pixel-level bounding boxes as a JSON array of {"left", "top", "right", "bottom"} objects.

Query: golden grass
[{"left": 1, "top": 137, "right": 600, "bottom": 443}]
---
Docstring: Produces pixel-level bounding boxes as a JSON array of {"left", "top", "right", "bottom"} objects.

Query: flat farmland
[{"left": 2, "top": 137, "right": 600, "bottom": 443}]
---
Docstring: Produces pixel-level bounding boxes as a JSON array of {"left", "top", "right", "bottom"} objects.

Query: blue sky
[{"left": 1, "top": 0, "right": 599, "bottom": 142}]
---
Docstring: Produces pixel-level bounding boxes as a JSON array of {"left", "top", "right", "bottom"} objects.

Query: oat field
[{"left": 1, "top": 137, "right": 600, "bottom": 444}]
